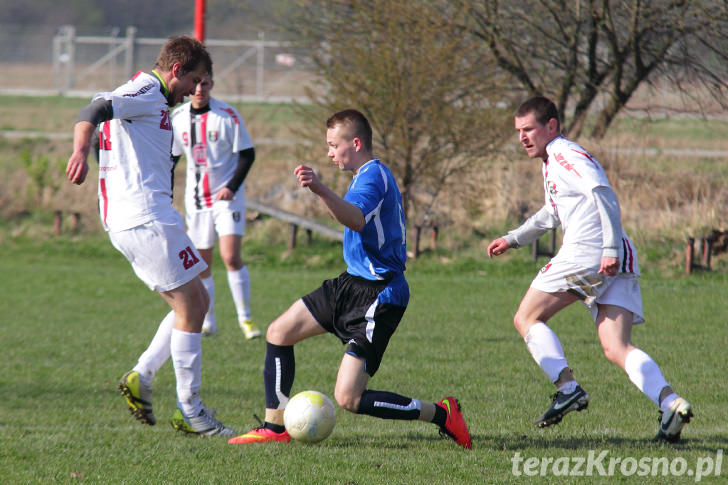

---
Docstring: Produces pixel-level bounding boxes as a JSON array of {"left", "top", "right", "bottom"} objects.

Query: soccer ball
[{"left": 283, "top": 390, "right": 336, "bottom": 443}]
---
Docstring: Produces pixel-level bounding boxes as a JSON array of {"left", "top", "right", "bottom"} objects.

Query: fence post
[
  {"left": 256, "top": 31, "right": 265, "bottom": 98},
  {"left": 703, "top": 236, "right": 713, "bottom": 271},
  {"left": 55, "top": 25, "right": 76, "bottom": 92},
  {"left": 685, "top": 237, "right": 694, "bottom": 275},
  {"left": 412, "top": 226, "right": 422, "bottom": 259},
  {"left": 54, "top": 211, "right": 62, "bottom": 235},
  {"left": 288, "top": 223, "right": 298, "bottom": 250},
  {"left": 124, "top": 26, "right": 137, "bottom": 80}
]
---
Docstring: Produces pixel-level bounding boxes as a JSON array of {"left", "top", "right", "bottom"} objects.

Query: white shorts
[
  {"left": 109, "top": 212, "right": 207, "bottom": 292},
  {"left": 531, "top": 259, "right": 644, "bottom": 325},
  {"left": 186, "top": 197, "right": 246, "bottom": 250}
]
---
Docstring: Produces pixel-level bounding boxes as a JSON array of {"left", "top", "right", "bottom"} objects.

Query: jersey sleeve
[
  {"left": 556, "top": 146, "right": 610, "bottom": 195},
  {"left": 344, "top": 164, "right": 386, "bottom": 219},
  {"left": 95, "top": 77, "right": 162, "bottom": 122},
  {"left": 231, "top": 107, "right": 254, "bottom": 153}
]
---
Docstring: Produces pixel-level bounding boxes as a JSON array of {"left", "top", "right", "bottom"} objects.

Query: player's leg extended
[
  {"left": 119, "top": 309, "right": 175, "bottom": 425},
  {"left": 220, "top": 234, "right": 259, "bottom": 339},
  {"left": 228, "top": 299, "right": 326, "bottom": 444},
  {"left": 196, "top": 248, "right": 217, "bottom": 336},
  {"left": 515, "top": 288, "right": 589, "bottom": 427},
  {"left": 596, "top": 304, "right": 692, "bottom": 442},
  {"left": 161, "top": 278, "right": 235, "bottom": 437},
  {"left": 334, "top": 353, "right": 472, "bottom": 449}
]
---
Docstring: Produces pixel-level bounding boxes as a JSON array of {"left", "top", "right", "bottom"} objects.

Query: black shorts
[{"left": 302, "top": 272, "right": 407, "bottom": 376}]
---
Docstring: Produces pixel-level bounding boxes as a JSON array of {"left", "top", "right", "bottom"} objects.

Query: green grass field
[{"left": 2, "top": 234, "right": 726, "bottom": 484}]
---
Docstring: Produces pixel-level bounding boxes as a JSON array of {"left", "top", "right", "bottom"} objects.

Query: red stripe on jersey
[
  {"left": 221, "top": 107, "right": 239, "bottom": 124},
  {"left": 131, "top": 71, "right": 142, "bottom": 81},
  {"left": 571, "top": 148, "right": 599, "bottom": 168},
  {"left": 622, "top": 237, "right": 635, "bottom": 273},
  {"left": 100, "top": 178, "right": 109, "bottom": 226},
  {"left": 200, "top": 112, "right": 213, "bottom": 208}
]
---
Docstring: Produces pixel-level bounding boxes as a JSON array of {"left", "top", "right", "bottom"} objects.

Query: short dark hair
[
  {"left": 155, "top": 35, "right": 212, "bottom": 77},
  {"left": 516, "top": 96, "right": 560, "bottom": 130},
  {"left": 326, "top": 109, "right": 373, "bottom": 152}
]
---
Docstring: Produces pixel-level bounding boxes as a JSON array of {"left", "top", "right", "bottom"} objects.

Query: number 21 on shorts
[{"left": 179, "top": 246, "right": 200, "bottom": 269}]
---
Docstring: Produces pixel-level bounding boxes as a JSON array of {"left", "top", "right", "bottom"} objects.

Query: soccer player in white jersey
[
  {"left": 487, "top": 96, "right": 692, "bottom": 442},
  {"left": 228, "top": 109, "right": 472, "bottom": 449},
  {"left": 171, "top": 73, "right": 260, "bottom": 339},
  {"left": 66, "top": 36, "right": 234, "bottom": 437}
]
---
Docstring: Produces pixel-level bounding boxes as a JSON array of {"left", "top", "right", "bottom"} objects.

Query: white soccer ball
[{"left": 283, "top": 390, "right": 336, "bottom": 443}]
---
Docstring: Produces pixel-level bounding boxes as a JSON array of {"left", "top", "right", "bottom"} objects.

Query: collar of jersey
[
  {"left": 190, "top": 104, "right": 211, "bottom": 115},
  {"left": 354, "top": 158, "right": 379, "bottom": 175},
  {"left": 151, "top": 70, "right": 169, "bottom": 98}
]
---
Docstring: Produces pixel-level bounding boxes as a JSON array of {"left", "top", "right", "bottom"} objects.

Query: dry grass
[{"left": 1, "top": 93, "right": 727, "bottom": 273}]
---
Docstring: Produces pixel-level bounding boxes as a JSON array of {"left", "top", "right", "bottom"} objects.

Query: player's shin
[
  {"left": 264, "top": 342, "right": 295, "bottom": 412},
  {"left": 356, "top": 390, "right": 421, "bottom": 420}
]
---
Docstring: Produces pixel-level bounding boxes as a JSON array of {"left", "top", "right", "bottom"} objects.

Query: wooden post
[
  {"left": 54, "top": 210, "right": 62, "bottom": 235},
  {"left": 71, "top": 212, "right": 81, "bottom": 232},
  {"left": 412, "top": 226, "right": 421, "bottom": 259},
  {"left": 288, "top": 223, "right": 298, "bottom": 250},
  {"left": 430, "top": 226, "right": 439, "bottom": 249},
  {"left": 703, "top": 237, "right": 713, "bottom": 271},
  {"left": 685, "top": 237, "right": 694, "bottom": 275},
  {"left": 306, "top": 228, "right": 313, "bottom": 245}
]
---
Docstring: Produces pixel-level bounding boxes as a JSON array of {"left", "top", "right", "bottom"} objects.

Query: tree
[
  {"left": 453, "top": 0, "right": 728, "bottom": 139},
  {"left": 283, "top": 0, "right": 512, "bottom": 225}
]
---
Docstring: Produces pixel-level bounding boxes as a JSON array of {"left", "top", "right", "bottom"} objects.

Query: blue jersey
[{"left": 343, "top": 159, "right": 407, "bottom": 281}]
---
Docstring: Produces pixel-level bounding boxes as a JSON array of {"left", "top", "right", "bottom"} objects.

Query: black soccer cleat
[{"left": 535, "top": 385, "right": 589, "bottom": 428}]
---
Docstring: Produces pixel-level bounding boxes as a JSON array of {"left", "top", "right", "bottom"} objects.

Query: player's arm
[
  {"left": 592, "top": 185, "right": 623, "bottom": 275},
  {"left": 487, "top": 206, "right": 559, "bottom": 257},
  {"left": 294, "top": 164, "right": 365, "bottom": 231},
  {"left": 217, "top": 147, "right": 255, "bottom": 201},
  {"left": 67, "top": 99, "right": 113, "bottom": 185}
]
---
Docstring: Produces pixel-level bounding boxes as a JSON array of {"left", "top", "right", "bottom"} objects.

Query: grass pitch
[{"left": 1, "top": 235, "right": 726, "bottom": 484}]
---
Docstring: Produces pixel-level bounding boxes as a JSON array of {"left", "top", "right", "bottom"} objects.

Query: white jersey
[
  {"left": 543, "top": 136, "right": 638, "bottom": 274},
  {"left": 171, "top": 98, "right": 253, "bottom": 212},
  {"left": 95, "top": 71, "right": 178, "bottom": 232}
]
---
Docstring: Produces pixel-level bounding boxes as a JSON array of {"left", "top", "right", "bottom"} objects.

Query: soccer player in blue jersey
[{"left": 228, "top": 109, "right": 471, "bottom": 449}]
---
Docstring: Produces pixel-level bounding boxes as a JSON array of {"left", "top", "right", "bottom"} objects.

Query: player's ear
[
  {"left": 547, "top": 117, "right": 559, "bottom": 133},
  {"left": 352, "top": 137, "right": 361, "bottom": 152},
  {"left": 171, "top": 62, "right": 183, "bottom": 79}
]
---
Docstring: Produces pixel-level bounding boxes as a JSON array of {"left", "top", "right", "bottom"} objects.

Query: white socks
[
  {"left": 624, "top": 348, "right": 671, "bottom": 407},
  {"left": 524, "top": 322, "right": 570, "bottom": 383},
  {"left": 227, "top": 265, "right": 251, "bottom": 322},
  {"left": 200, "top": 276, "right": 216, "bottom": 330},
  {"left": 171, "top": 328, "right": 203, "bottom": 417},
  {"left": 133, "top": 310, "right": 174, "bottom": 384}
]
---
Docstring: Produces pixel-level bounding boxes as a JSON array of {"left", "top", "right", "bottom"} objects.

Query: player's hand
[
  {"left": 66, "top": 152, "right": 89, "bottom": 185},
  {"left": 487, "top": 238, "right": 510, "bottom": 258},
  {"left": 598, "top": 256, "right": 619, "bottom": 276},
  {"left": 215, "top": 187, "right": 234, "bottom": 200},
  {"left": 294, "top": 164, "right": 322, "bottom": 193}
]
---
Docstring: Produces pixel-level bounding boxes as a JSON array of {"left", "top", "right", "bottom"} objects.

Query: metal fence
[{"left": 3, "top": 24, "right": 314, "bottom": 102}]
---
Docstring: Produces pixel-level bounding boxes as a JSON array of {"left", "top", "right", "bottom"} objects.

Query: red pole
[{"left": 194, "top": 0, "right": 206, "bottom": 42}]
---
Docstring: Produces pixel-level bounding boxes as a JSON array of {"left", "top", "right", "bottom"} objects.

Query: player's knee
[
  {"left": 221, "top": 253, "right": 242, "bottom": 270},
  {"left": 601, "top": 343, "right": 624, "bottom": 366},
  {"left": 513, "top": 312, "right": 530, "bottom": 335},
  {"left": 334, "top": 388, "right": 359, "bottom": 413},
  {"left": 265, "top": 320, "right": 292, "bottom": 345}
]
